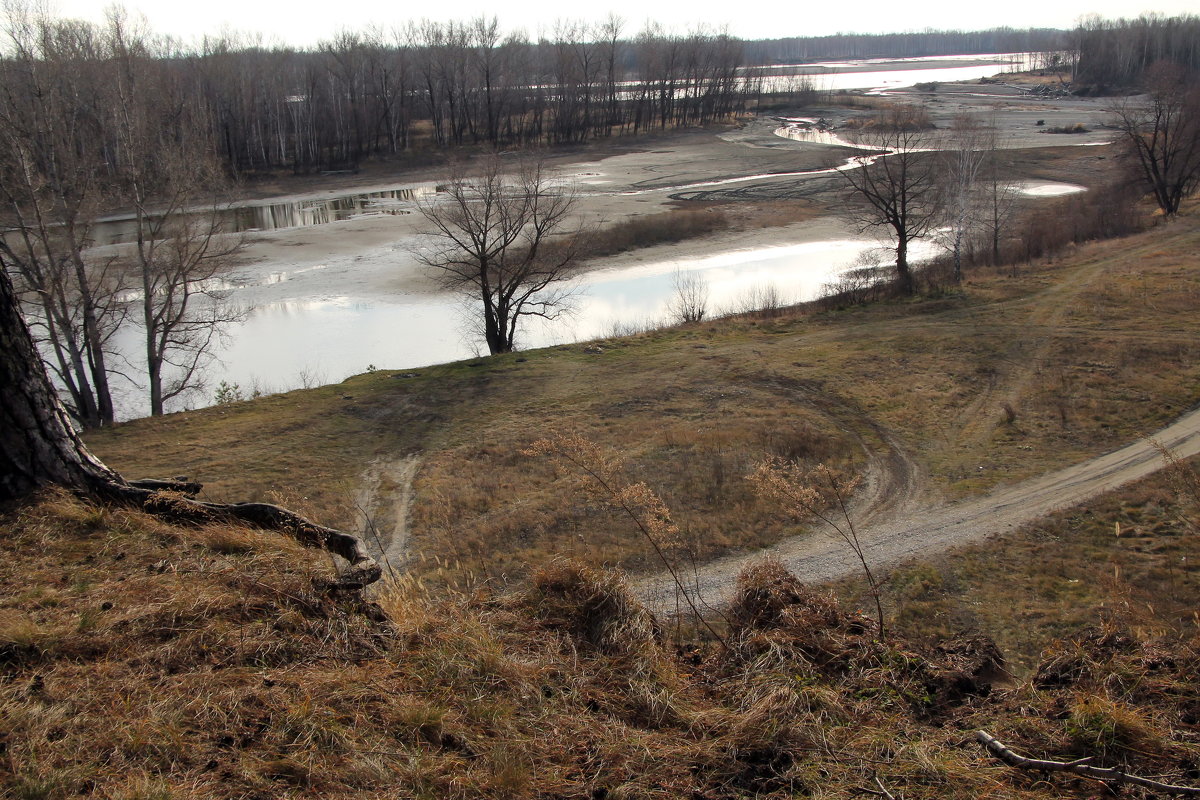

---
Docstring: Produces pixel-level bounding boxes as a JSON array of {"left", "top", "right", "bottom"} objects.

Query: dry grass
[
  {"left": 841, "top": 103, "right": 934, "bottom": 132},
  {"left": 5, "top": 491, "right": 1200, "bottom": 798},
  {"left": 880, "top": 454, "right": 1200, "bottom": 675},
  {"left": 577, "top": 208, "right": 732, "bottom": 261},
  {"left": 87, "top": 204, "right": 1200, "bottom": 585}
]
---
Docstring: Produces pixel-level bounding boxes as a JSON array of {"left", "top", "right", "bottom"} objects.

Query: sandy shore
[{"left": 220, "top": 78, "right": 1120, "bottom": 314}]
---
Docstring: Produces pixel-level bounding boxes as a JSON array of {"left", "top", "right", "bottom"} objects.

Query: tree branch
[{"left": 976, "top": 730, "right": 1200, "bottom": 796}]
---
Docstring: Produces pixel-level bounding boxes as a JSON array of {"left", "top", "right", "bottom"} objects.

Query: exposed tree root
[{"left": 103, "top": 478, "right": 382, "bottom": 590}]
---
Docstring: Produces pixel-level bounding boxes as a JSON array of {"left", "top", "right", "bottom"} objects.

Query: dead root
[{"left": 101, "top": 477, "right": 381, "bottom": 590}]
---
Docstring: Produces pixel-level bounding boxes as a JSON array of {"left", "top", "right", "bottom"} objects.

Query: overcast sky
[{"left": 50, "top": 0, "right": 1198, "bottom": 47}]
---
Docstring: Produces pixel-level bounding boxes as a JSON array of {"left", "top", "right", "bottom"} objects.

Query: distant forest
[
  {"left": 1, "top": 11, "right": 1196, "bottom": 181},
  {"left": 743, "top": 28, "right": 1065, "bottom": 63},
  {"left": 0, "top": 15, "right": 1084, "bottom": 178},
  {"left": 1072, "top": 14, "right": 1200, "bottom": 88}
]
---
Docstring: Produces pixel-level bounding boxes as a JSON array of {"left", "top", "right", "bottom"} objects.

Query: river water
[
  {"left": 108, "top": 235, "right": 920, "bottom": 416},
  {"left": 102, "top": 52, "right": 1067, "bottom": 418},
  {"left": 749, "top": 52, "right": 1033, "bottom": 94}
]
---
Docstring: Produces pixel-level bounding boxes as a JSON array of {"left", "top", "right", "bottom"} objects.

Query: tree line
[
  {"left": 1072, "top": 14, "right": 1200, "bottom": 89},
  {"left": 100, "top": 17, "right": 752, "bottom": 175}
]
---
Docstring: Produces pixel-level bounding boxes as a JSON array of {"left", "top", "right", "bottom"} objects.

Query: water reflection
[
  {"left": 91, "top": 186, "right": 432, "bottom": 246},
  {"left": 751, "top": 53, "right": 1033, "bottom": 93},
  {"left": 109, "top": 237, "right": 931, "bottom": 419},
  {"left": 1016, "top": 182, "right": 1087, "bottom": 197}
]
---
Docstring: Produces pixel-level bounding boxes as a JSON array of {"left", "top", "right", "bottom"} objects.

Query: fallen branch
[{"left": 976, "top": 730, "right": 1200, "bottom": 796}]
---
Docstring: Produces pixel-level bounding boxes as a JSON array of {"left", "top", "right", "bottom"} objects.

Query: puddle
[{"left": 1016, "top": 182, "right": 1087, "bottom": 197}]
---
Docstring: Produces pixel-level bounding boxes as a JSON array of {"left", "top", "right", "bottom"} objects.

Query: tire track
[
  {"left": 637, "top": 405, "right": 1200, "bottom": 614},
  {"left": 355, "top": 455, "right": 421, "bottom": 585}
]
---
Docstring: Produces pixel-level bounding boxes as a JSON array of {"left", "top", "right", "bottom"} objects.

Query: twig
[
  {"left": 354, "top": 497, "right": 400, "bottom": 582},
  {"left": 976, "top": 730, "right": 1200, "bottom": 796},
  {"left": 556, "top": 449, "right": 728, "bottom": 648}
]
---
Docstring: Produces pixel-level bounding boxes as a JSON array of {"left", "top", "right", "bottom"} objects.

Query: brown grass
[
  {"left": 578, "top": 208, "right": 732, "bottom": 260},
  {"left": 6, "top": 491, "right": 1200, "bottom": 799},
  {"left": 880, "top": 454, "right": 1200, "bottom": 674},
  {"left": 841, "top": 103, "right": 934, "bottom": 132},
  {"left": 87, "top": 204, "right": 1200, "bottom": 585}
]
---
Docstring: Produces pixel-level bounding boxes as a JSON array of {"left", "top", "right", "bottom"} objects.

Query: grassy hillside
[
  {"left": 1, "top": 482, "right": 1198, "bottom": 799},
  {"left": 87, "top": 207, "right": 1200, "bottom": 584},
  {"left": 5, "top": 205, "right": 1200, "bottom": 798}
]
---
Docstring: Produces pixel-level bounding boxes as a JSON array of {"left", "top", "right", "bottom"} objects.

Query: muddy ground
[{"left": 222, "top": 80, "right": 1122, "bottom": 310}]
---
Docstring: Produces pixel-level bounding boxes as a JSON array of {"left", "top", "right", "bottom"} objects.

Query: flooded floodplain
[{"left": 100, "top": 52, "right": 1101, "bottom": 418}]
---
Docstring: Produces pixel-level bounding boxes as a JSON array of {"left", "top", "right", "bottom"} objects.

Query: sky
[{"left": 50, "top": 0, "right": 1199, "bottom": 47}]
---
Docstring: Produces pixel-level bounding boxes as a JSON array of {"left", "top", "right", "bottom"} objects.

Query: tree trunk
[
  {"left": 0, "top": 267, "right": 381, "bottom": 589},
  {"left": 895, "top": 237, "right": 913, "bottom": 294},
  {"left": 0, "top": 268, "right": 122, "bottom": 501}
]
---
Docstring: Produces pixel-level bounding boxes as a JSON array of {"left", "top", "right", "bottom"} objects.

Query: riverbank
[{"left": 92, "top": 63, "right": 1129, "bottom": 420}]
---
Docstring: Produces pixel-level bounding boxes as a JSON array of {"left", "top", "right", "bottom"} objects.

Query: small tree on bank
[
  {"left": 937, "top": 114, "right": 989, "bottom": 283},
  {"left": 417, "top": 156, "right": 582, "bottom": 355},
  {"left": 668, "top": 268, "right": 709, "bottom": 324},
  {"left": 106, "top": 15, "right": 246, "bottom": 416},
  {"left": 1109, "top": 61, "right": 1200, "bottom": 217},
  {"left": 841, "top": 120, "right": 941, "bottom": 294}
]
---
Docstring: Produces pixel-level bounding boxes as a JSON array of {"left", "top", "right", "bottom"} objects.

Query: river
[{"left": 99, "top": 52, "right": 1080, "bottom": 419}]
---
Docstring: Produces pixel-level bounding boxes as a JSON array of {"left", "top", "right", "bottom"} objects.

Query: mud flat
[{"left": 110, "top": 71, "right": 1121, "bottom": 417}]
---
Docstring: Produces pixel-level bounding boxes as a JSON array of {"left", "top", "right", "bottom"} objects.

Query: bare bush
[
  {"left": 818, "top": 262, "right": 894, "bottom": 308},
  {"left": 667, "top": 269, "right": 710, "bottom": 324},
  {"left": 842, "top": 103, "right": 934, "bottom": 132},
  {"left": 583, "top": 209, "right": 729, "bottom": 259},
  {"left": 748, "top": 460, "right": 883, "bottom": 638}
]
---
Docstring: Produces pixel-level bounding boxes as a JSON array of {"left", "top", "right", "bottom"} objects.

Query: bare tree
[
  {"left": 668, "top": 267, "right": 709, "bottom": 323},
  {"left": 1109, "top": 60, "right": 1200, "bottom": 217},
  {"left": 937, "top": 114, "right": 989, "bottom": 282},
  {"left": 0, "top": 8, "right": 122, "bottom": 427},
  {"left": 841, "top": 118, "right": 941, "bottom": 294},
  {"left": 106, "top": 15, "right": 245, "bottom": 415},
  {"left": 980, "top": 118, "right": 1019, "bottom": 267},
  {"left": 416, "top": 155, "right": 581, "bottom": 355}
]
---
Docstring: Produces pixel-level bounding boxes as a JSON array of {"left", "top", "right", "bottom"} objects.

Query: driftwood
[{"left": 976, "top": 730, "right": 1200, "bottom": 796}]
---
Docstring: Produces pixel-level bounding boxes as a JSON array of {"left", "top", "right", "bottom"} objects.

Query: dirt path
[
  {"left": 636, "top": 405, "right": 1200, "bottom": 613},
  {"left": 355, "top": 456, "right": 421, "bottom": 583}
]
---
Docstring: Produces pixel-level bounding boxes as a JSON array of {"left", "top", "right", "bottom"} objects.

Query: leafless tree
[
  {"left": 416, "top": 156, "right": 582, "bottom": 355},
  {"left": 841, "top": 119, "right": 941, "bottom": 294},
  {"left": 937, "top": 114, "right": 989, "bottom": 282},
  {"left": 105, "top": 13, "right": 246, "bottom": 416},
  {"left": 668, "top": 268, "right": 709, "bottom": 323},
  {"left": 979, "top": 119, "right": 1020, "bottom": 267},
  {"left": 0, "top": 8, "right": 122, "bottom": 427},
  {"left": 1109, "top": 60, "right": 1200, "bottom": 217}
]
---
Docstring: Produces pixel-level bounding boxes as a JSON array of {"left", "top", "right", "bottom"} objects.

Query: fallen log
[{"left": 976, "top": 730, "right": 1200, "bottom": 796}]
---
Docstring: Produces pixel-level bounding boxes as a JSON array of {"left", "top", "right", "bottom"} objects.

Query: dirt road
[
  {"left": 355, "top": 456, "right": 421, "bottom": 585},
  {"left": 636, "top": 405, "right": 1200, "bottom": 612}
]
